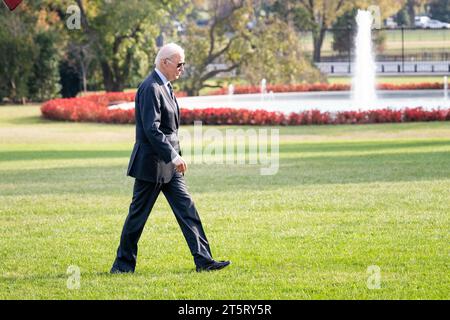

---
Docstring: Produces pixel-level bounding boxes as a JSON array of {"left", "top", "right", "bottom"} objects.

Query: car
[
  {"left": 425, "top": 19, "right": 450, "bottom": 29},
  {"left": 173, "top": 21, "right": 185, "bottom": 34},
  {"left": 196, "top": 19, "right": 209, "bottom": 27},
  {"left": 414, "top": 16, "right": 430, "bottom": 28},
  {"left": 385, "top": 17, "right": 397, "bottom": 29}
]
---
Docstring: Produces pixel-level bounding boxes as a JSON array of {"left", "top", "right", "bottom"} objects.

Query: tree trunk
[
  {"left": 10, "top": 80, "right": 16, "bottom": 102},
  {"left": 186, "top": 85, "right": 200, "bottom": 97},
  {"left": 101, "top": 61, "right": 115, "bottom": 92},
  {"left": 79, "top": 47, "right": 88, "bottom": 93},
  {"left": 407, "top": 0, "right": 416, "bottom": 27},
  {"left": 111, "top": 82, "right": 123, "bottom": 92},
  {"left": 80, "top": 61, "right": 87, "bottom": 93},
  {"left": 313, "top": 28, "right": 327, "bottom": 63},
  {"left": 100, "top": 61, "right": 126, "bottom": 92}
]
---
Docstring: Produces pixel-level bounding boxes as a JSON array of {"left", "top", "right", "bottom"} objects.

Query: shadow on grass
[
  {"left": 0, "top": 272, "right": 68, "bottom": 281},
  {"left": 1, "top": 149, "right": 449, "bottom": 196},
  {"left": 0, "top": 267, "right": 202, "bottom": 284},
  {"left": 0, "top": 150, "right": 131, "bottom": 162},
  {"left": 2, "top": 139, "right": 449, "bottom": 162},
  {"left": 4, "top": 115, "right": 54, "bottom": 125},
  {"left": 281, "top": 139, "right": 450, "bottom": 154},
  {"left": 3, "top": 114, "right": 134, "bottom": 127},
  {"left": 189, "top": 150, "right": 450, "bottom": 191}
]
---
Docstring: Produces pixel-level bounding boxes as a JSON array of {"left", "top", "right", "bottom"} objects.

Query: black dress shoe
[
  {"left": 110, "top": 267, "right": 134, "bottom": 274},
  {"left": 196, "top": 260, "right": 231, "bottom": 272}
]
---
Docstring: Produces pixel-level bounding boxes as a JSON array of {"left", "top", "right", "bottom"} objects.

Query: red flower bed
[
  {"left": 210, "top": 83, "right": 350, "bottom": 95},
  {"left": 41, "top": 98, "right": 104, "bottom": 122},
  {"left": 41, "top": 96, "right": 135, "bottom": 124},
  {"left": 41, "top": 92, "right": 450, "bottom": 125},
  {"left": 80, "top": 90, "right": 187, "bottom": 105},
  {"left": 208, "top": 82, "right": 444, "bottom": 95},
  {"left": 82, "top": 92, "right": 136, "bottom": 107},
  {"left": 180, "top": 107, "right": 450, "bottom": 125},
  {"left": 377, "top": 82, "right": 443, "bottom": 91},
  {"left": 403, "top": 107, "right": 449, "bottom": 122}
]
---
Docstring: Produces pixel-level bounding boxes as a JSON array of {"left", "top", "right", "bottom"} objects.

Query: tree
[
  {"left": 0, "top": 20, "right": 35, "bottom": 103},
  {"left": 332, "top": 9, "right": 358, "bottom": 55},
  {"left": 331, "top": 8, "right": 387, "bottom": 55},
  {"left": 28, "top": 32, "right": 62, "bottom": 101},
  {"left": 240, "top": 16, "right": 324, "bottom": 85},
  {"left": 270, "top": 0, "right": 406, "bottom": 62},
  {"left": 396, "top": 7, "right": 410, "bottom": 26},
  {"left": 66, "top": 41, "right": 95, "bottom": 94},
  {"left": 294, "top": 0, "right": 356, "bottom": 62},
  {"left": 429, "top": 0, "right": 450, "bottom": 22},
  {"left": 0, "top": 2, "right": 63, "bottom": 103},
  {"left": 74, "top": 0, "right": 153, "bottom": 92},
  {"left": 73, "top": 0, "right": 190, "bottom": 92},
  {"left": 59, "top": 58, "right": 82, "bottom": 98},
  {"left": 405, "top": 0, "right": 429, "bottom": 26},
  {"left": 178, "top": 0, "right": 254, "bottom": 96}
]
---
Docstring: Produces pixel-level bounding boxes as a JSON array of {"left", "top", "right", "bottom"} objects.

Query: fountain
[
  {"left": 352, "top": 10, "right": 377, "bottom": 110},
  {"left": 228, "top": 83, "right": 234, "bottom": 95},
  {"left": 260, "top": 78, "right": 267, "bottom": 95},
  {"left": 445, "top": 76, "right": 448, "bottom": 100}
]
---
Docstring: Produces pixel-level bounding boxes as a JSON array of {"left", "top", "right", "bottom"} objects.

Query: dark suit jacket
[{"left": 127, "top": 70, "right": 181, "bottom": 183}]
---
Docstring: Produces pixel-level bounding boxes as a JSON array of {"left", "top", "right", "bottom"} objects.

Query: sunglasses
[{"left": 167, "top": 59, "right": 185, "bottom": 69}]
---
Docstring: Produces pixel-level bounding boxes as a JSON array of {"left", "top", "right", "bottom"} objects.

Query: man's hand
[{"left": 173, "top": 156, "right": 187, "bottom": 174}]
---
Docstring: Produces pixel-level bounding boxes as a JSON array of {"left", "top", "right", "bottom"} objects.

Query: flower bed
[
  {"left": 41, "top": 93, "right": 450, "bottom": 125},
  {"left": 180, "top": 107, "right": 450, "bottom": 125},
  {"left": 209, "top": 82, "right": 444, "bottom": 95},
  {"left": 82, "top": 92, "right": 136, "bottom": 106},
  {"left": 41, "top": 97, "right": 135, "bottom": 124}
]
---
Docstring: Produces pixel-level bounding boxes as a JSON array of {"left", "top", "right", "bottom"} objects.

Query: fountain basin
[
  {"left": 108, "top": 90, "right": 450, "bottom": 113},
  {"left": 176, "top": 90, "right": 450, "bottom": 113}
]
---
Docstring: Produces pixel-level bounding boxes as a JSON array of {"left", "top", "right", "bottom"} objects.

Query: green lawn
[
  {"left": 299, "top": 29, "right": 450, "bottom": 55},
  {"left": 0, "top": 105, "right": 449, "bottom": 299}
]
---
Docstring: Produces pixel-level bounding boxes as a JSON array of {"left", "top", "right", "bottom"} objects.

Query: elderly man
[{"left": 111, "top": 43, "right": 230, "bottom": 273}]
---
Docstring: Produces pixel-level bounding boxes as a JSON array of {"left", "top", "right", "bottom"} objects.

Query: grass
[
  {"left": 299, "top": 29, "right": 450, "bottom": 54},
  {"left": 0, "top": 105, "right": 449, "bottom": 299}
]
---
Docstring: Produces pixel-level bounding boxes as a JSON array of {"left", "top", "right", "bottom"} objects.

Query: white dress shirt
[{"left": 155, "top": 68, "right": 173, "bottom": 99}]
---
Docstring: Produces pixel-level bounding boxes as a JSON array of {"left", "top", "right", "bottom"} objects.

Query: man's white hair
[{"left": 155, "top": 43, "right": 184, "bottom": 67}]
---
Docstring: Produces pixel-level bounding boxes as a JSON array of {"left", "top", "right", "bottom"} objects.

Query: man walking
[{"left": 111, "top": 43, "right": 230, "bottom": 273}]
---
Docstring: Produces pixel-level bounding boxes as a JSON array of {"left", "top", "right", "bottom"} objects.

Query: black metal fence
[{"left": 300, "top": 27, "right": 450, "bottom": 75}]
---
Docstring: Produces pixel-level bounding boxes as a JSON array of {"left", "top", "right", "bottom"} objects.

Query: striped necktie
[{"left": 167, "top": 82, "right": 174, "bottom": 100}]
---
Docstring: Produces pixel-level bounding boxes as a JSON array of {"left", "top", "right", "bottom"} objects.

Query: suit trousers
[{"left": 112, "top": 172, "right": 213, "bottom": 272}]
